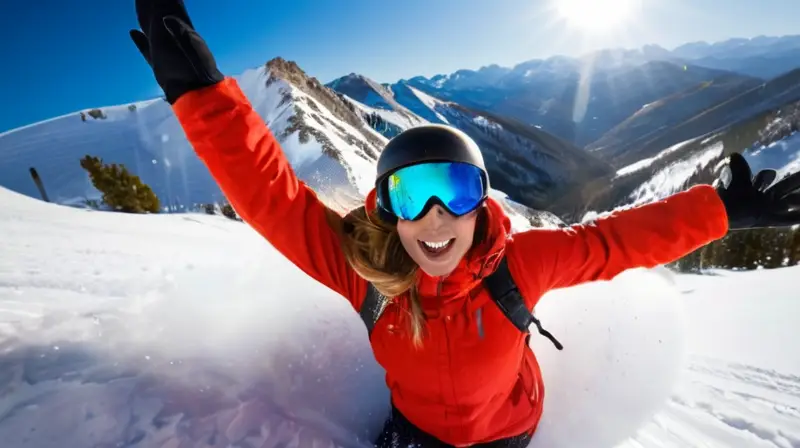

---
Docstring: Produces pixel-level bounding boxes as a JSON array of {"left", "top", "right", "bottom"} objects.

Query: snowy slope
[
  {"left": 746, "top": 131, "right": 800, "bottom": 182},
  {"left": 626, "top": 141, "right": 725, "bottom": 206},
  {"left": 623, "top": 268, "right": 800, "bottom": 447},
  {"left": 345, "top": 96, "right": 426, "bottom": 132},
  {"left": 0, "top": 58, "right": 387, "bottom": 210},
  {"left": 1, "top": 186, "right": 798, "bottom": 447},
  {"left": 562, "top": 106, "right": 800, "bottom": 222},
  {"left": 337, "top": 92, "right": 426, "bottom": 139},
  {"left": 623, "top": 130, "right": 800, "bottom": 207},
  {"left": 388, "top": 82, "right": 452, "bottom": 124},
  {"left": 0, "top": 57, "right": 609, "bottom": 218},
  {"left": 614, "top": 138, "right": 702, "bottom": 178},
  {"left": 327, "top": 74, "right": 410, "bottom": 117},
  {"left": 0, "top": 56, "right": 567, "bottom": 229},
  {"left": 329, "top": 76, "right": 615, "bottom": 211},
  {"left": 389, "top": 85, "right": 614, "bottom": 209}
]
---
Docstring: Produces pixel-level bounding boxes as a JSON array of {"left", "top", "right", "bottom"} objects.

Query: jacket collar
[{"left": 364, "top": 189, "right": 511, "bottom": 318}]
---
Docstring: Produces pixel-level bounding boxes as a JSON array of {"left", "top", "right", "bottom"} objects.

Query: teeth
[{"left": 423, "top": 240, "right": 451, "bottom": 249}]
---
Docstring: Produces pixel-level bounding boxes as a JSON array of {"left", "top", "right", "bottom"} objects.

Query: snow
[
  {"left": 624, "top": 267, "right": 800, "bottom": 447},
  {"left": 619, "top": 127, "right": 800, "bottom": 208},
  {"left": 623, "top": 130, "right": 800, "bottom": 208},
  {"left": 406, "top": 85, "right": 451, "bottom": 124},
  {"left": 487, "top": 189, "right": 535, "bottom": 232},
  {"left": 615, "top": 138, "right": 698, "bottom": 177},
  {"left": 0, "top": 65, "right": 382, "bottom": 209},
  {"left": 343, "top": 93, "right": 427, "bottom": 131},
  {"left": 486, "top": 188, "right": 561, "bottom": 232},
  {"left": 0, "top": 186, "right": 387, "bottom": 447},
  {"left": 627, "top": 142, "right": 725, "bottom": 206},
  {"left": 1, "top": 185, "right": 798, "bottom": 447},
  {"left": 0, "top": 96, "right": 202, "bottom": 209},
  {"left": 746, "top": 131, "right": 800, "bottom": 183},
  {"left": 473, "top": 115, "right": 504, "bottom": 132}
]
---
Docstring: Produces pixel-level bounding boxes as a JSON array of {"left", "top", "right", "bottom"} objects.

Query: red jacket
[{"left": 172, "top": 78, "right": 730, "bottom": 446}]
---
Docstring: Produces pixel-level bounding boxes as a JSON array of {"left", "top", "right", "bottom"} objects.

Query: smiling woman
[{"left": 553, "top": 0, "right": 641, "bottom": 33}]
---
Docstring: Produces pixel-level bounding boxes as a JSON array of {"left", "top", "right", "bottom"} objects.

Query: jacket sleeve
[
  {"left": 171, "top": 78, "right": 367, "bottom": 310},
  {"left": 510, "top": 184, "right": 729, "bottom": 304}
]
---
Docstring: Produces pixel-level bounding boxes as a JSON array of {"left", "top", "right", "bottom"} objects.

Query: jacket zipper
[
  {"left": 437, "top": 275, "right": 462, "bottom": 440},
  {"left": 437, "top": 275, "right": 447, "bottom": 426}
]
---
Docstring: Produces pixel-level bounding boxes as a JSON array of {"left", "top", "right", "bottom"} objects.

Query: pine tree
[{"left": 79, "top": 155, "right": 160, "bottom": 213}]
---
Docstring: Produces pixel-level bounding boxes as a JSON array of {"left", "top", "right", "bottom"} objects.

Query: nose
[{"left": 418, "top": 204, "right": 448, "bottom": 227}]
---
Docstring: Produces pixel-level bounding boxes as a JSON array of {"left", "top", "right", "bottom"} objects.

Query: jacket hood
[{"left": 364, "top": 188, "right": 512, "bottom": 318}]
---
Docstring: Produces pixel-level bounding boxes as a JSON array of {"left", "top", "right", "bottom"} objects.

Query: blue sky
[{"left": 1, "top": 0, "right": 797, "bottom": 132}]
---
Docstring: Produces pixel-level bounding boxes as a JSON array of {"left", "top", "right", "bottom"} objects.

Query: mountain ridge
[
  {"left": 0, "top": 57, "right": 582, "bottom": 226},
  {"left": 599, "top": 68, "right": 800, "bottom": 168},
  {"left": 395, "top": 34, "right": 800, "bottom": 87},
  {"left": 335, "top": 34, "right": 799, "bottom": 151},
  {"left": 327, "top": 73, "right": 614, "bottom": 210}
]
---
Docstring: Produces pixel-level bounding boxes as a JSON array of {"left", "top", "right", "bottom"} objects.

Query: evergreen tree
[{"left": 79, "top": 155, "right": 160, "bottom": 214}]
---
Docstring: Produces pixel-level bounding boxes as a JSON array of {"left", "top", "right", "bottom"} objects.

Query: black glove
[
  {"left": 714, "top": 152, "right": 800, "bottom": 230},
  {"left": 129, "top": 0, "right": 224, "bottom": 104}
]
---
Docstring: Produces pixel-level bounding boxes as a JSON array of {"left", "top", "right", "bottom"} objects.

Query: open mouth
[{"left": 418, "top": 238, "right": 456, "bottom": 258}]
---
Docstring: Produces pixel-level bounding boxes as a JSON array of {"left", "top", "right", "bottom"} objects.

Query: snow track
[{"left": 630, "top": 357, "right": 800, "bottom": 447}]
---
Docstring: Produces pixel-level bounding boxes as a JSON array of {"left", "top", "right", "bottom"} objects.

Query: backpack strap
[
  {"left": 358, "top": 257, "right": 563, "bottom": 351},
  {"left": 359, "top": 283, "right": 387, "bottom": 337},
  {"left": 484, "top": 257, "right": 563, "bottom": 350}
]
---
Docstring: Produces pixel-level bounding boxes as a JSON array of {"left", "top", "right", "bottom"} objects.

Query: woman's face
[{"left": 396, "top": 204, "right": 478, "bottom": 277}]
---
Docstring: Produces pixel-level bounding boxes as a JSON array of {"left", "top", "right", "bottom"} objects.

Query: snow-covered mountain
[
  {"left": 397, "top": 35, "right": 800, "bottom": 147},
  {"left": 327, "top": 73, "right": 614, "bottom": 210},
  {"left": 672, "top": 35, "right": 800, "bottom": 79},
  {"left": 407, "top": 35, "right": 800, "bottom": 91},
  {"left": 554, "top": 99, "right": 800, "bottom": 221},
  {"left": 586, "top": 74, "right": 763, "bottom": 156},
  {"left": 1, "top": 181, "right": 798, "bottom": 447},
  {"left": 589, "top": 67, "right": 800, "bottom": 166},
  {"left": 0, "top": 59, "right": 598, "bottom": 222},
  {"left": 400, "top": 60, "right": 762, "bottom": 146},
  {"left": 1, "top": 51, "right": 799, "bottom": 448},
  {"left": 0, "top": 58, "right": 388, "bottom": 213},
  {"left": 0, "top": 72, "right": 559, "bottom": 230},
  {"left": 327, "top": 74, "right": 427, "bottom": 138}
]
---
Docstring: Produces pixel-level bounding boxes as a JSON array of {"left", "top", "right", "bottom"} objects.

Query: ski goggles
[{"left": 377, "top": 161, "right": 488, "bottom": 221}]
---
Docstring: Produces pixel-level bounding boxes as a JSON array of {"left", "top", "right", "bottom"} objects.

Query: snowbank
[
  {"left": 531, "top": 267, "right": 688, "bottom": 447},
  {"left": 0, "top": 186, "right": 798, "bottom": 447}
]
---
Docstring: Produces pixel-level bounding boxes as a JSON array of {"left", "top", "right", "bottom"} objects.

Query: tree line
[{"left": 669, "top": 225, "right": 800, "bottom": 272}]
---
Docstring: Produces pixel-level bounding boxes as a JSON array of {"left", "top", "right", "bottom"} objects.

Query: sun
[{"left": 553, "top": 0, "right": 640, "bottom": 34}]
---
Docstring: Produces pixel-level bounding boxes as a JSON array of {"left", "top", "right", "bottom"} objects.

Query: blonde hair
[
  {"left": 326, "top": 203, "right": 488, "bottom": 348},
  {"left": 326, "top": 206, "right": 426, "bottom": 347}
]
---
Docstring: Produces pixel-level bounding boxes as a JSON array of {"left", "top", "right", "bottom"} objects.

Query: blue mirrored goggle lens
[{"left": 383, "top": 162, "right": 486, "bottom": 220}]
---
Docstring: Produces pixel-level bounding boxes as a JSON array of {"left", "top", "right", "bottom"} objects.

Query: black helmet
[
  {"left": 375, "top": 124, "right": 489, "bottom": 188},
  {"left": 373, "top": 125, "right": 490, "bottom": 222}
]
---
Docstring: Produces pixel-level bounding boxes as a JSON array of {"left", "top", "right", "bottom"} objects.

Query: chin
[{"left": 418, "top": 262, "right": 459, "bottom": 278}]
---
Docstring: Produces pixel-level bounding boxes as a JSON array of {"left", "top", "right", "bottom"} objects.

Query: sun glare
[{"left": 554, "top": 0, "right": 640, "bottom": 34}]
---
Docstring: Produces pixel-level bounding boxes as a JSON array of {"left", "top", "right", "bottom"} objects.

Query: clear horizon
[{"left": 1, "top": 0, "right": 797, "bottom": 132}]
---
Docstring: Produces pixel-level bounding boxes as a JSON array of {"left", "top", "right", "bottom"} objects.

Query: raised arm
[
  {"left": 130, "top": 0, "right": 366, "bottom": 308},
  {"left": 510, "top": 152, "right": 800, "bottom": 306},
  {"left": 173, "top": 80, "right": 366, "bottom": 305},
  {"left": 511, "top": 184, "right": 729, "bottom": 295}
]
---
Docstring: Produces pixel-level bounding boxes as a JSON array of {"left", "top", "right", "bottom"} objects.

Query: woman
[{"left": 130, "top": 1, "right": 800, "bottom": 446}]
